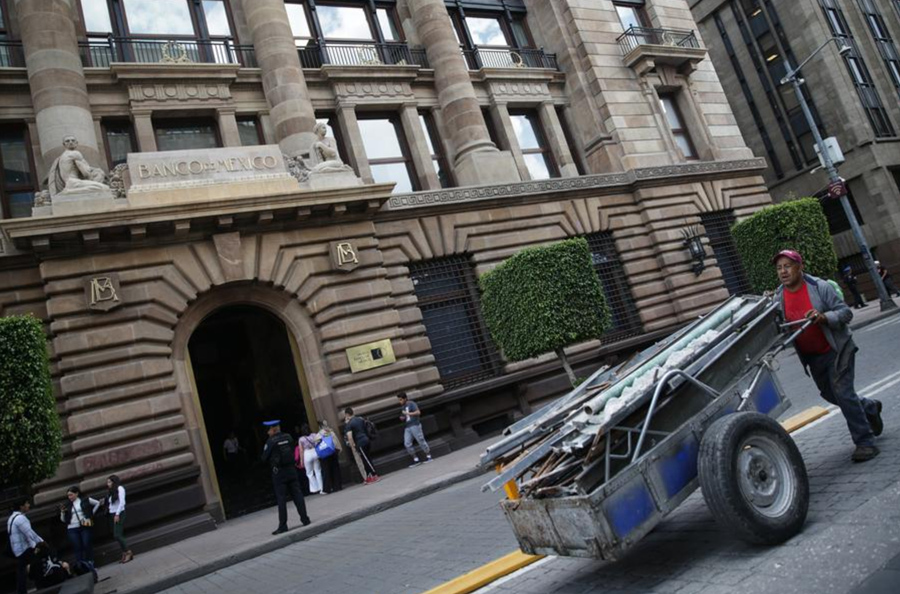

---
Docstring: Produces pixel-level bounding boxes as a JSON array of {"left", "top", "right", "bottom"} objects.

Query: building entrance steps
[{"left": 94, "top": 441, "right": 491, "bottom": 594}]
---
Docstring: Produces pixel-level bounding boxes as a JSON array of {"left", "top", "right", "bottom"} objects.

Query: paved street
[{"left": 161, "top": 313, "right": 900, "bottom": 594}]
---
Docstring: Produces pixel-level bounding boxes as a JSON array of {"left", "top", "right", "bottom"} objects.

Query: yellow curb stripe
[
  {"left": 421, "top": 551, "right": 544, "bottom": 594},
  {"left": 781, "top": 405, "right": 831, "bottom": 433}
]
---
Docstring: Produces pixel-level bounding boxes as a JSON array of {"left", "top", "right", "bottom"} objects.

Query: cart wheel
[{"left": 698, "top": 412, "right": 809, "bottom": 545}]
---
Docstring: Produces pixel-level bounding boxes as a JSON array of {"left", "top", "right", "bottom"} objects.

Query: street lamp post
[{"left": 781, "top": 37, "right": 897, "bottom": 311}]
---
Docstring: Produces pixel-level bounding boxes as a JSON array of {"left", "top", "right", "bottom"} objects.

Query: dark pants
[
  {"left": 67, "top": 526, "right": 93, "bottom": 564},
  {"left": 845, "top": 282, "right": 865, "bottom": 308},
  {"left": 805, "top": 349, "right": 877, "bottom": 446},
  {"left": 321, "top": 452, "right": 343, "bottom": 493},
  {"left": 272, "top": 467, "right": 310, "bottom": 530},
  {"left": 15, "top": 548, "right": 33, "bottom": 594},
  {"left": 112, "top": 510, "right": 128, "bottom": 552},
  {"left": 884, "top": 277, "right": 900, "bottom": 297}
]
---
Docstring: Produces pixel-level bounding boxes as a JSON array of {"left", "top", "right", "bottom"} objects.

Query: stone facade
[{"left": 0, "top": 0, "right": 773, "bottom": 567}]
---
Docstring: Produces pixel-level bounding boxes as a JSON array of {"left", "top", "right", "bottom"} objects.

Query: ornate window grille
[
  {"left": 700, "top": 211, "right": 752, "bottom": 295},
  {"left": 585, "top": 232, "right": 642, "bottom": 342}
]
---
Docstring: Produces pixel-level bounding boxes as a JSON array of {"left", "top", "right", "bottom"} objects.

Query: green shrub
[
  {"left": 480, "top": 237, "right": 611, "bottom": 387},
  {"left": 0, "top": 316, "right": 61, "bottom": 489},
  {"left": 732, "top": 198, "right": 838, "bottom": 293}
]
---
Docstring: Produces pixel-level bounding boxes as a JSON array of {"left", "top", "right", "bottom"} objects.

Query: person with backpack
[
  {"left": 297, "top": 424, "right": 323, "bottom": 495},
  {"left": 317, "top": 419, "right": 343, "bottom": 493},
  {"left": 343, "top": 407, "right": 379, "bottom": 484},
  {"left": 28, "top": 541, "right": 71, "bottom": 588},
  {"left": 261, "top": 419, "right": 312, "bottom": 535},
  {"left": 59, "top": 486, "right": 101, "bottom": 579},
  {"left": 8, "top": 496, "right": 44, "bottom": 594}
]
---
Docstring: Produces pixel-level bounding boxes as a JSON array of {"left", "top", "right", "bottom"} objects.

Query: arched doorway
[{"left": 187, "top": 304, "right": 315, "bottom": 518}]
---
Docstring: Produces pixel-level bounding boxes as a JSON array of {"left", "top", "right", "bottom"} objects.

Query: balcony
[
  {"left": 616, "top": 26, "right": 706, "bottom": 75},
  {"left": 0, "top": 40, "right": 25, "bottom": 68},
  {"left": 297, "top": 42, "right": 429, "bottom": 69},
  {"left": 461, "top": 47, "right": 559, "bottom": 71},
  {"left": 79, "top": 36, "right": 255, "bottom": 68}
]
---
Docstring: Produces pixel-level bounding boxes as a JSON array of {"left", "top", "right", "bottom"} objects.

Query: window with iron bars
[
  {"left": 700, "top": 211, "right": 752, "bottom": 295},
  {"left": 585, "top": 232, "right": 642, "bottom": 342},
  {"left": 409, "top": 256, "right": 502, "bottom": 389},
  {"left": 816, "top": 187, "right": 865, "bottom": 236}
]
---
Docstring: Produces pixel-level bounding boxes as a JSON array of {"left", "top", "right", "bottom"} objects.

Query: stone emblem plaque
[
  {"left": 84, "top": 273, "right": 123, "bottom": 312},
  {"left": 330, "top": 240, "right": 360, "bottom": 272}
]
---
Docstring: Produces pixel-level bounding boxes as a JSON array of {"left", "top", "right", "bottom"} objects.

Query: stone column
[
  {"left": 399, "top": 104, "right": 440, "bottom": 191},
  {"left": 407, "top": 0, "right": 520, "bottom": 185},
  {"left": 217, "top": 108, "right": 243, "bottom": 147},
  {"left": 15, "top": 0, "right": 102, "bottom": 168},
  {"left": 538, "top": 102, "right": 578, "bottom": 178},
  {"left": 336, "top": 105, "right": 373, "bottom": 183},
  {"left": 242, "top": 0, "right": 317, "bottom": 156},
  {"left": 133, "top": 110, "right": 157, "bottom": 153}
]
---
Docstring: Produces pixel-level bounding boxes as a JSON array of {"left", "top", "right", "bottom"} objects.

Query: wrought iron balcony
[
  {"left": 0, "top": 40, "right": 25, "bottom": 68},
  {"left": 78, "top": 36, "right": 254, "bottom": 68},
  {"left": 616, "top": 26, "right": 705, "bottom": 75},
  {"left": 297, "top": 42, "right": 429, "bottom": 68},
  {"left": 460, "top": 47, "right": 559, "bottom": 71}
]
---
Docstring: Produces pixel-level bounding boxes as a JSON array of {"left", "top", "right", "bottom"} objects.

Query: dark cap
[{"left": 772, "top": 250, "right": 802, "bottom": 266}]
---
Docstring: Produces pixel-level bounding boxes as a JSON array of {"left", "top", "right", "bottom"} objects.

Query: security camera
[{"left": 838, "top": 45, "right": 852, "bottom": 56}]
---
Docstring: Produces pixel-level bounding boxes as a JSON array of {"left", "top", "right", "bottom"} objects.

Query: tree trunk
[{"left": 555, "top": 347, "right": 578, "bottom": 388}]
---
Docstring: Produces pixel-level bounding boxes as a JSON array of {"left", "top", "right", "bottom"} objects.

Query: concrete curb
[
  {"left": 850, "top": 307, "right": 900, "bottom": 330},
  {"left": 124, "top": 465, "right": 490, "bottom": 594}
]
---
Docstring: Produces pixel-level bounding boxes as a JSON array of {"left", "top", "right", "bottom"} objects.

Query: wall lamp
[{"left": 681, "top": 226, "right": 706, "bottom": 275}]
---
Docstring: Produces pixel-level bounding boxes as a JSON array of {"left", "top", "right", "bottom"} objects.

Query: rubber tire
[{"left": 698, "top": 411, "right": 809, "bottom": 545}]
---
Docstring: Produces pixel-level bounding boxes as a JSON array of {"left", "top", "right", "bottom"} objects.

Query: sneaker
[
  {"left": 423, "top": 455, "right": 433, "bottom": 464},
  {"left": 364, "top": 476, "right": 373, "bottom": 484},
  {"left": 409, "top": 459, "right": 421, "bottom": 467},
  {"left": 851, "top": 445, "right": 880, "bottom": 462},
  {"left": 301, "top": 518, "right": 311, "bottom": 527},
  {"left": 369, "top": 474, "right": 380, "bottom": 483},
  {"left": 272, "top": 527, "right": 288, "bottom": 535},
  {"left": 868, "top": 400, "right": 884, "bottom": 437}
]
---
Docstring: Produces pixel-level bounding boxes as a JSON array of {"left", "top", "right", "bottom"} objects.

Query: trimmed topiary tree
[
  {"left": 479, "top": 237, "right": 611, "bottom": 387},
  {"left": 0, "top": 315, "right": 61, "bottom": 490},
  {"left": 732, "top": 197, "right": 838, "bottom": 293}
]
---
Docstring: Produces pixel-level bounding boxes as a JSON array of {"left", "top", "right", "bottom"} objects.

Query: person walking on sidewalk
[
  {"left": 774, "top": 250, "right": 884, "bottom": 462},
  {"left": 8, "top": 496, "right": 44, "bottom": 594},
  {"left": 398, "top": 392, "right": 432, "bottom": 467},
  {"left": 876, "top": 260, "right": 900, "bottom": 297},
  {"left": 343, "top": 408, "right": 379, "bottom": 484},
  {"left": 261, "top": 420, "right": 311, "bottom": 535},
  {"left": 106, "top": 475, "right": 133, "bottom": 563},
  {"left": 840, "top": 265, "right": 866, "bottom": 309}
]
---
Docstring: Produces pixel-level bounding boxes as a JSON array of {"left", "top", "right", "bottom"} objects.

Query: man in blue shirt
[{"left": 8, "top": 497, "right": 44, "bottom": 594}]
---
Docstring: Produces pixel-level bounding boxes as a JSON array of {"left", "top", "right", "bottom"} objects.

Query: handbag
[
  {"left": 74, "top": 505, "right": 93, "bottom": 528},
  {"left": 314, "top": 435, "right": 336, "bottom": 459}
]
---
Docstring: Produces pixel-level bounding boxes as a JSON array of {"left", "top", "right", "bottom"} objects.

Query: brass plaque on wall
[{"left": 346, "top": 338, "right": 396, "bottom": 373}]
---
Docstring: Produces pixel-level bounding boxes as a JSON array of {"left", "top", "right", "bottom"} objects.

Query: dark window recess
[
  {"left": 154, "top": 119, "right": 221, "bottom": 152},
  {"left": 236, "top": 117, "right": 263, "bottom": 146},
  {"left": 817, "top": 188, "right": 864, "bottom": 235},
  {"left": 0, "top": 124, "right": 38, "bottom": 219},
  {"left": 585, "top": 232, "right": 642, "bottom": 342},
  {"left": 102, "top": 120, "right": 136, "bottom": 168},
  {"left": 409, "top": 256, "right": 502, "bottom": 389},
  {"left": 700, "top": 210, "right": 752, "bottom": 296}
]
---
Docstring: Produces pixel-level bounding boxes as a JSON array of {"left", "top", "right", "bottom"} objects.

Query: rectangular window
[
  {"left": 0, "top": 125, "right": 37, "bottom": 219},
  {"left": 409, "top": 256, "right": 501, "bottom": 389},
  {"left": 80, "top": 0, "right": 114, "bottom": 33},
  {"left": 102, "top": 120, "right": 136, "bottom": 168},
  {"left": 818, "top": 188, "right": 864, "bottom": 235},
  {"left": 154, "top": 119, "right": 221, "bottom": 152},
  {"left": 659, "top": 94, "right": 698, "bottom": 159},
  {"left": 236, "top": 117, "right": 263, "bottom": 147},
  {"left": 358, "top": 115, "right": 416, "bottom": 193},
  {"left": 419, "top": 112, "right": 452, "bottom": 188},
  {"left": 585, "top": 232, "right": 642, "bottom": 341},
  {"left": 614, "top": 3, "right": 647, "bottom": 31},
  {"left": 700, "top": 211, "right": 752, "bottom": 296},
  {"left": 465, "top": 16, "right": 509, "bottom": 47},
  {"left": 285, "top": 2, "right": 312, "bottom": 42},
  {"left": 376, "top": 8, "right": 400, "bottom": 42},
  {"left": 510, "top": 111, "right": 557, "bottom": 180},
  {"left": 857, "top": 0, "right": 900, "bottom": 100},
  {"left": 201, "top": 0, "right": 232, "bottom": 37},
  {"left": 122, "top": 0, "right": 195, "bottom": 36},
  {"left": 318, "top": 5, "right": 373, "bottom": 40}
]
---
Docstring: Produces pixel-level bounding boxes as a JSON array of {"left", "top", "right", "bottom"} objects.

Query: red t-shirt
[{"left": 783, "top": 284, "right": 831, "bottom": 355}]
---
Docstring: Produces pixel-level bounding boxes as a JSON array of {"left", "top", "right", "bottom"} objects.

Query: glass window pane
[
  {"left": 203, "top": 0, "right": 231, "bottom": 36},
  {"left": 154, "top": 121, "right": 220, "bottom": 151},
  {"left": 615, "top": 6, "right": 642, "bottom": 30},
  {"left": 523, "top": 153, "right": 551, "bottom": 180},
  {"left": 0, "top": 132, "right": 32, "bottom": 185},
  {"left": 511, "top": 19, "right": 531, "bottom": 48},
  {"left": 8, "top": 192, "right": 33, "bottom": 219},
  {"left": 82, "top": 0, "right": 113, "bottom": 33},
  {"left": 510, "top": 114, "right": 540, "bottom": 149},
  {"left": 105, "top": 125, "right": 134, "bottom": 167},
  {"left": 318, "top": 5, "right": 373, "bottom": 40},
  {"left": 285, "top": 4, "right": 311, "bottom": 39},
  {"left": 123, "top": 0, "right": 195, "bottom": 35},
  {"left": 466, "top": 17, "right": 507, "bottom": 46},
  {"left": 674, "top": 133, "right": 696, "bottom": 158},
  {"left": 377, "top": 8, "right": 399, "bottom": 42},
  {"left": 237, "top": 120, "right": 261, "bottom": 146},
  {"left": 659, "top": 97, "right": 683, "bottom": 129},
  {"left": 370, "top": 163, "right": 413, "bottom": 193},
  {"left": 358, "top": 119, "right": 403, "bottom": 159}
]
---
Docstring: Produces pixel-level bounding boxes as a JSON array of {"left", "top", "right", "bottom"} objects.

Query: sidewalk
[
  {"left": 848, "top": 301, "right": 899, "bottom": 329},
  {"left": 95, "top": 441, "right": 491, "bottom": 594}
]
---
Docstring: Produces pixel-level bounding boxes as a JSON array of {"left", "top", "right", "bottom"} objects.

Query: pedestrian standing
[
  {"left": 840, "top": 265, "right": 866, "bottom": 309},
  {"left": 261, "top": 420, "right": 311, "bottom": 535},
  {"left": 774, "top": 250, "right": 883, "bottom": 462},
  {"left": 106, "top": 475, "right": 133, "bottom": 563},
  {"left": 318, "top": 420, "right": 343, "bottom": 493},
  {"left": 60, "top": 486, "right": 100, "bottom": 579},
  {"left": 343, "top": 407, "right": 379, "bottom": 483},
  {"left": 875, "top": 260, "right": 900, "bottom": 297},
  {"left": 398, "top": 392, "right": 433, "bottom": 467},
  {"left": 298, "top": 424, "right": 323, "bottom": 495},
  {"left": 8, "top": 496, "right": 44, "bottom": 594}
]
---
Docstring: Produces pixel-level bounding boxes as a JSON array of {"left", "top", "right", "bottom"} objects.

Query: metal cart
[{"left": 481, "top": 295, "right": 812, "bottom": 560}]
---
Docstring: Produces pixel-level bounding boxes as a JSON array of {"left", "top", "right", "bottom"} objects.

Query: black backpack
[
  {"left": 363, "top": 417, "right": 378, "bottom": 441},
  {"left": 270, "top": 433, "right": 295, "bottom": 467}
]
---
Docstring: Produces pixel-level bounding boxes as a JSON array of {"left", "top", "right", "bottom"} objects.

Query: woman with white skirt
[{"left": 298, "top": 425, "right": 322, "bottom": 494}]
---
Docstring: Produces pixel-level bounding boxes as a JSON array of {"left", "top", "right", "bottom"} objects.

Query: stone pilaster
[
  {"left": 488, "top": 103, "right": 529, "bottom": 181},
  {"left": 407, "top": 0, "right": 520, "bottom": 185},
  {"left": 336, "top": 106, "right": 373, "bottom": 183},
  {"left": 538, "top": 102, "right": 578, "bottom": 178},
  {"left": 399, "top": 104, "right": 441, "bottom": 191},
  {"left": 242, "top": 0, "right": 317, "bottom": 156},
  {"left": 133, "top": 110, "right": 157, "bottom": 153},
  {"left": 217, "top": 108, "right": 242, "bottom": 148},
  {"left": 15, "top": 0, "right": 102, "bottom": 168}
]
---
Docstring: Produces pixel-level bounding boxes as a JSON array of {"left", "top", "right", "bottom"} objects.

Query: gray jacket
[{"left": 775, "top": 273, "right": 856, "bottom": 373}]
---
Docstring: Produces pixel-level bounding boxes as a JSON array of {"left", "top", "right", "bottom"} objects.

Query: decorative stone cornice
[{"left": 387, "top": 158, "right": 767, "bottom": 210}]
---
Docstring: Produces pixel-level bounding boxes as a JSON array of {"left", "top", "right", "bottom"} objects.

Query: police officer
[{"left": 261, "top": 420, "right": 311, "bottom": 535}]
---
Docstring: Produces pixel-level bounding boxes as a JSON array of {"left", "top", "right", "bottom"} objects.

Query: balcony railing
[
  {"left": 460, "top": 47, "right": 559, "bottom": 70},
  {"left": 297, "top": 42, "right": 429, "bottom": 68},
  {"left": 617, "top": 26, "right": 700, "bottom": 55},
  {"left": 78, "top": 36, "right": 254, "bottom": 67},
  {"left": 0, "top": 39, "right": 25, "bottom": 68}
]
